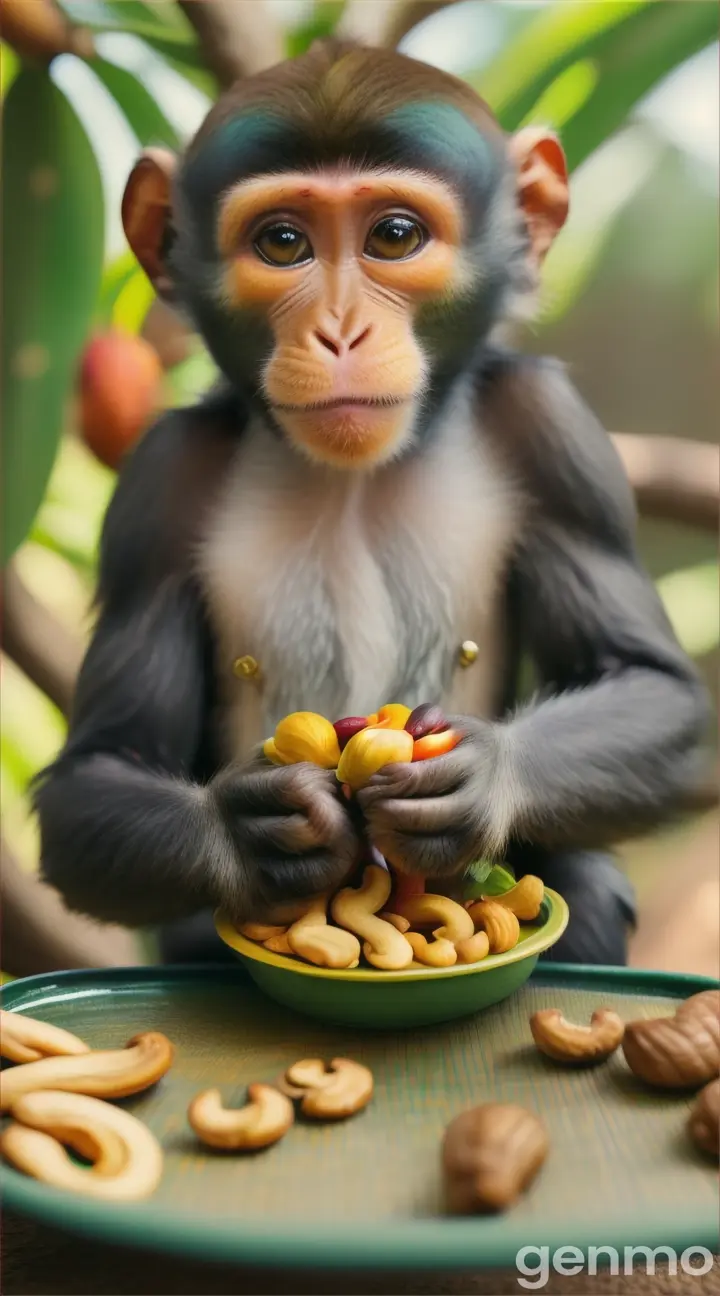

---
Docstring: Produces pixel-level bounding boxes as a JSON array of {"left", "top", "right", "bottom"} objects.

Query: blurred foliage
[{"left": 1, "top": 0, "right": 718, "bottom": 872}]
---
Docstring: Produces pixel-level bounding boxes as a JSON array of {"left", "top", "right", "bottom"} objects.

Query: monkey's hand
[
  {"left": 210, "top": 760, "right": 360, "bottom": 920},
  {"left": 356, "top": 717, "right": 504, "bottom": 879}
]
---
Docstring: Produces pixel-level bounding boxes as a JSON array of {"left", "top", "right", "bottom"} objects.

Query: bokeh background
[{"left": 1, "top": 0, "right": 718, "bottom": 977}]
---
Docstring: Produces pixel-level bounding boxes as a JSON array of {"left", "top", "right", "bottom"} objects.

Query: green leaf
[
  {"left": 112, "top": 268, "right": 155, "bottom": 334},
  {"left": 474, "top": 0, "right": 648, "bottom": 130},
  {"left": 98, "top": 250, "right": 140, "bottom": 326},
  {"left": 287, "top": 2, "right": 345, "bottom": 58},
  {"left": 1, "top": 70, "right": 104, "bottom": 564},
  {"left": 91, "top": 57, "right": 180, "bottom": 149},
  {"left": 558, "top": 2, "right": 718, "bottom": 171},
  {"left": 479, "top": 865, "right": 518, "bottom": 897},
  {"left": 1, "top": 42, "right": 19, "bottom": 99},
  {"left": 656, "top": 562, "right": 720, "bottom": 661}
]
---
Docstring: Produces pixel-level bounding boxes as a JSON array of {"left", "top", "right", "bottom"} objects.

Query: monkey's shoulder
[
  {"left": 97, "top": 395, "right": 246, "bottom": 602},
  {"left": 476, "top": 349, "right": 636, "bottom": 551}
]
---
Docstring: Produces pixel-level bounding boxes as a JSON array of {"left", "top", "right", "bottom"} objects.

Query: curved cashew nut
[
  {"left": 531, "top": 1008, "right": 625, "bottom": 1065},
  {"left": 286, "top": 894, "right": 361, "bottom": 969},
  {"left": 0, "top": 1011, "right": 90, "bottom": 1064},
  {"left": 1, "top": 1090, "right": 163, "bottom": 1200},
  {"left": 188, "top": 1084, "right": 294, "bottom": 1150},
  {"left": 238, "top": 923, "right": 288, "bottom": 942},
  {"left": 284, "top": 1058, "right": 374, "bottom": 1119},
  {"left": 379, "top": 912, "right": 410, "bottom": 933},
  {"left": 263, "top": 932, "right": 294, "bottom": 955},
  {"left": 331, "top": 865, "right": 413, "bottom": 970},
  {"left": 456, "top": 932, "right": 490, "bottom": 964},
  {"left": 397, "top": 894, "right": 474, "bottom": 946},
  {"left": 483, "top": 875, "right": 544, "bottom": 921},
  {"left": 0, "top": 1031, "right": 174, "bottom": 1112},
  {"left": 467, "top": 900, "right": 520, "bottom": 954},
  {"left": 407, "top": 932, "right": 457, "bottom": 968}
]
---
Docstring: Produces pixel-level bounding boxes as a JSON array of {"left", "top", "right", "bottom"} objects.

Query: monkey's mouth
[{"left": 272, "top": 396, "right": 409, "bottom": 413}]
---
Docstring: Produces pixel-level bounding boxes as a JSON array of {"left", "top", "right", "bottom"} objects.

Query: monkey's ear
[
  {"left": 122, "top": 149, "right": 177, "bottom": 298},
  {"left": 509, "top": 128, "right": 569, "bottom": 264}
]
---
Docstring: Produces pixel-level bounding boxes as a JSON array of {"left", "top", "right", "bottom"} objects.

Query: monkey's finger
[
  {"left": 357, "top": 750, "right": 470, "bottom": 805},
  {"left": 258, "top": 851, "right": 357, "bottom": 904},
  {"left": 363, "top": 794, "right": 464, "bottom": 836},
  {"left": 370, "top": 828, "right": 467, "bottom": 880},
  {"left": 244, "top": 813, "right": 324, "bottom": 854}
]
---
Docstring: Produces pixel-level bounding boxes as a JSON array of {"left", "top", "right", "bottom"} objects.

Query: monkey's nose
[{"left": 313, "top": 324, "right": 372, "bottom": 357}]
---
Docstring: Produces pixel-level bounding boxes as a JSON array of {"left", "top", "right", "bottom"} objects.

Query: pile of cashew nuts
[
  {"left": 239, "top": 864, "right": 545, "bottom": 970},
  {"left": 0, "top": 1010, "right": 373, "bottom": 1202},
  {"left": 1, "top": 989, "right": 716, "bottom": 1214}
]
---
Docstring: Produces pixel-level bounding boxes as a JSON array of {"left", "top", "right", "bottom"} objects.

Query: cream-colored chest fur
[{"left": 199, "top": 393, "right": 520, "bottom": 762}]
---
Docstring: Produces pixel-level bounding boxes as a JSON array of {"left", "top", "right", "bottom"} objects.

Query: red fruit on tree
[{"left": 79, "top": 331, "right": 163, "bottom": 470}]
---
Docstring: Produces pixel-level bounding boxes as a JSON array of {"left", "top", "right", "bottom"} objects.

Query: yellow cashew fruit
[
  {"left": 263, "top": 712, "right": 341, "bottom": 769},
  {"left": 374, "top": 704, "right": 412, "bottom": 730},
  {"left": 336, "top": 727, "right": 414, "bottom": 791}
]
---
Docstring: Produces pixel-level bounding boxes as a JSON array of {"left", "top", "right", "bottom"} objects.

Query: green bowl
[{"left": 215, "top": 888, "right": 568, "bottom": 1029}]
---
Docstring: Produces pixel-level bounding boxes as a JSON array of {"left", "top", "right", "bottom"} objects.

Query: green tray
[{"left": 1, "top": 965, "right": 718, "bottom": 1271}]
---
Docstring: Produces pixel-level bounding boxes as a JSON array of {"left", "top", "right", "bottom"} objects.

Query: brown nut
[
  {"left": 379, "top": 911, "right": 411, "bottom": 933},
  {"left": 406, "top": 932, "right": 457, "bottom": 968},
  {"left": 484, "top": 875, "right": 544, "bottom": 922},
  {"left": 239, "top": 923, "right": 288, "bottom": 943},
  {"left": 622, "top": 992, "right": 719, "bottom": 1090},
  {"left": 284, "top": 1057, "right": 373, "bottom": 1119},
  {"left": 286, "top": 893, "right": 362, "bottom": 969},
  {"left": 396, "top": 894, "right": 474, "bottom": 946},
  {"left": 188, "top": 1085, "right": 294, "bottom": 1150},
  {"left": 1, "top": 1090, "right": 163, "bottom": 1200},
  {"left": 0, "top": 1032, "right": 174, "bottom": 1111},
  {"left": 443, "top": 1103, "right": 549, "bottom": 1214},
  {"left": 688, "top": 1078, "right": 720, "bottom": 1158},
  {"left": 263, "top": 932, "right": 294, "bottom": 956},
  {"left": 0, "top": 1011, "right": 90, "bottom": 1064},
  {"left": 455, "top": 932, "right": 490, "bottom": 964},
  {"left": 466, "top": 900, "right": 520, "bottom": 954},
  {"left": 331, "top": 866, "right": 413, "bottom": 970},
  {"left": 530, "top": 1008, "right": 625, "bottom": 1065}
]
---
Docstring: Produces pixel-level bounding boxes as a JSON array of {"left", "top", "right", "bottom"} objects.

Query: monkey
[{"left": 34, "top": 40, "right": 710, "bottom": 967}]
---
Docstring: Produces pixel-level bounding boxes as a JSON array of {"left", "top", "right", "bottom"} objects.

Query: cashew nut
[
  {"left": 688, "top": 1078, "right": 720, "bottom": 1158},
  {"left": 406, "top": 932, "right": 457, "bottom": 968},
  {"left": 286, "top": 893, "right": 361, "bottom": 969},
  {"left": 443, "top": 1103, "right": 549, "bottom": 1214},
  {"left": 467, "top": 900, "right": 520, "bottom": 954},
  {"left": 274, "top": 1058, "right": 328, "bottom": 1098},
  {"left": 379, "top": 911, "right": 411, "bottom": 933},
  {"left": 284, "top": 1057, "right": 374, "bottom": 1119},
  {"left": 396, "top": 894, "right": 474, "bottom": 946},
  {"left": 188, "top": 1084, "right": 294, "bottom": 1150},
  {"left": 484, "top": 875, "right": 544, "bottom": 922},
  {"left": 1, "top": 1090, "right": 163, "bottom": 1200},
  {"left": 622, "top": 990, "right": 720, "bottom": 1090},
  {"left": 239, "top": 923, "right": 288, "bottom": 942},
  {"left": 0, "top": 1011, "right": 90, "bottom": 1065},
  {"left": 0, "top": 1031, "right": 174, "bottom": 1111},
  {"left": 455, "top": 932, "right": 490, "bottom": 964},
  {"left": 331, "top": 865, "right": 413, "bottom": 970},
  {"left": 263, "top": 931, "right": 294, "bottom": 956},
  {"left": 530, "top": 1008, "right": 625, "bottom": 1065}
]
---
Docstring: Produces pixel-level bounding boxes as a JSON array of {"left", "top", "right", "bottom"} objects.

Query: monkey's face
[
  {"left": 215, "top": 171, "right": 464, "bottom": 468},
  {"left": 121, "top": 44, "right": 568, "bottom": 471}
]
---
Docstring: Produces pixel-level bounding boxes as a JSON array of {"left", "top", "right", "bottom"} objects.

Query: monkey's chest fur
[{"left": 200, "top": 405, "right": 520, "bottom": 762}]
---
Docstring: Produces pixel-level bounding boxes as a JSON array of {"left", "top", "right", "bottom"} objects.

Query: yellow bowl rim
[{"left": 214, "top": 887, "right": 569, "bottom": 984}]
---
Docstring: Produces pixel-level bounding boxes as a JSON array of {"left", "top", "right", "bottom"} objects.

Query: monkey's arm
[
  {"left": 35, "top": 411, "right": 357, "bottom": 926},
  {"left": 358, "top": 360, "right": 710, "bottom": 873}
]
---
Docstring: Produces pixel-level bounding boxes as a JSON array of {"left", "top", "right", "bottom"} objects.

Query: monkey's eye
[
  {"left": 253, "top": 223, "right": 312, "bottom": 267},
  {"left": 364, "top": 215, "right": 425, "bottom": 261}
]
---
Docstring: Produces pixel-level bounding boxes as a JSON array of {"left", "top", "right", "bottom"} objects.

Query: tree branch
[
  {"left": 177, "top": 0, "right": 284, "bottom": 88},
  {"left": 1, "top": 560, "right": 84, "bottom": 719},
  {"left": 338, "top": 0, "right": 459, "bottom": 48},
  {"left": 611, "top": 433, "right": 719, "bottom": 533}
]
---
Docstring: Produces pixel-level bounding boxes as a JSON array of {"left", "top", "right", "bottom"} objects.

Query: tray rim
[
  {"left": 2, "top": 964, "right": 719, "bottom": 1271},
  {"left": 215, "top": 886, "right": 568, "bottom": 981}
]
